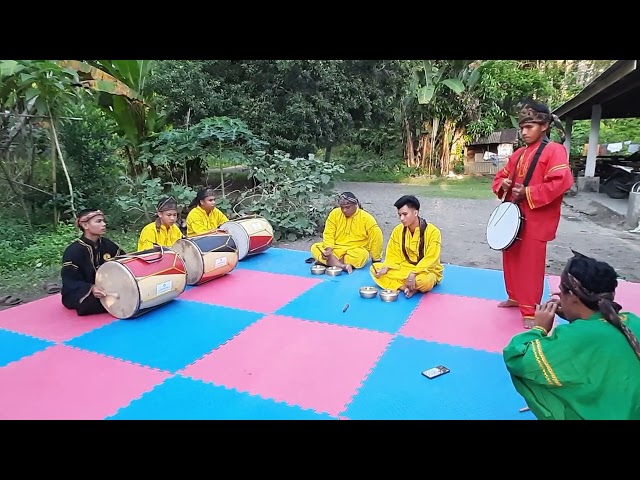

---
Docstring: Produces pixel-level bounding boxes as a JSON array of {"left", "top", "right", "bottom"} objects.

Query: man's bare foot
[
  {"left": 523, "top": 317, "right": 535, "bottom": 329},
  {"left": 405, "top": 289, "right": 416, "bottom": 299},
  {"left": 498, "top": 299, "right": 518, "bottom": 308},
  {"left": 343, "top": 264, "right": 353, "bottom": 274}
]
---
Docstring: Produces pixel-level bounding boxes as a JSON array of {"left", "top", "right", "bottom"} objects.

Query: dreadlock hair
[{"left": 560, "top": 250, "right": 640, "bottom": 361}]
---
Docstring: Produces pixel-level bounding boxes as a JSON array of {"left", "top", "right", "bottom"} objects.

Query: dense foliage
[{"left": 0, "top": 59, "right": 634, "bottom": 297}]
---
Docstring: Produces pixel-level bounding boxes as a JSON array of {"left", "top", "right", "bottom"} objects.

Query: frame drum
[
  {"left": 172, "top": 231, "right": 239, "bottom": 286},
  {"left": 486, "top": 202, "right": 523, "bottom": 251},
  {"left": 219, "top": 215, "right": 274, "bottom": 260},
  {"left": 95, "top": 247, "right": 187, "bottom": 319}
]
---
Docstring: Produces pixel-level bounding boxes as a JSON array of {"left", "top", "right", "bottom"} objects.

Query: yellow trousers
[
  {"left": 369, "top": 263, "right": 438, "bottom": 292},
  {"left": 311, "top": 242, "right": 369, "bottom": 269}
]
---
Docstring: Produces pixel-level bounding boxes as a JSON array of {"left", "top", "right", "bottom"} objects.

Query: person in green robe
[{"left": 503, "top": 250, "right": 640, "bottom": 420}]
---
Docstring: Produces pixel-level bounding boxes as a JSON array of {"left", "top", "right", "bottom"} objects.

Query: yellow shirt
[
  {"left": 186, "top": 205, "right": 229, "bottom": 237},
  {"left": 322, "top": 207, "right": 384, "bottom": 261},
  {"left": 137, "top": 222, "right": 183, "bottom": 251},
  {"left": 382, "top": 221, "right": 444, "bottom": 279}
]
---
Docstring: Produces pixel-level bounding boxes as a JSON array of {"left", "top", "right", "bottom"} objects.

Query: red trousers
[{"left": 502, "top": 236, "right": 547, "bottom": 318}]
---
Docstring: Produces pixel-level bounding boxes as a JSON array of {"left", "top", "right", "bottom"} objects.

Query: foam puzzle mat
[{"left": 2, "top": 247, "right": 638, "bottom": 420}]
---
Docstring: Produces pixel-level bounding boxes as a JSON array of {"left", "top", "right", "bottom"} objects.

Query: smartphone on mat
[{"left": 422, "top": 365, "right": 450, "bottom": 379}]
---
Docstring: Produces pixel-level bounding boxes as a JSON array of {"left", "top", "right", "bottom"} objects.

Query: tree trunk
[
  {"left": 50, "top": 128, "right": 58, "bottom": 224},
  {"left": 403, "top": 116, "right": 415, "bottom": 168},
  {"left": 0, "top": 154, "right": 31, "bottom": 228},
  {"left": 324, "top": 143, "right": 333, "bottom": 163}
]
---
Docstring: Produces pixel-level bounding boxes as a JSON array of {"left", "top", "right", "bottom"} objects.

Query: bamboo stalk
[{"left": 47, "top": 102, "right": 76, "bottom": 219}]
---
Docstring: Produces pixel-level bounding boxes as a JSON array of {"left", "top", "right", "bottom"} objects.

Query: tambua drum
[
  {"left": 219, "top": 215, "right": 274, "bottom": 260},
  {"left": 172, "top": 230, "right": 239, "bottom": 286},
  {"left": 94, "top": 246, "right": 188, "bottom": 319}
]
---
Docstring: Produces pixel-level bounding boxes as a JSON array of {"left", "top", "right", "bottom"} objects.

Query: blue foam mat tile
[
  {"left": 275, "top": 274, "right": 420, "bottom": 334},
  {"left": 0, "top": 328, "right": 54, "bottom": 367},
  {"left": 107, "top": 375, "right": 338, "bottom": 420},
  {"left": 235, "top": 247, "right": 321, "bottom": 277},
  {"left": 432, "top": 264, "right": 550, "bottom": 301},
  {"left": 65, "top": 299, "right": 263, "bottom": 373},
  {"left": 342, "top": 335, "right": 536, "bottom": 420}
]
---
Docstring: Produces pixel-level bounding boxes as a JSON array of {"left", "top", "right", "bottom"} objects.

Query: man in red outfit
[{"left": 492, "top": 101, "right": 574, "bottom": 328}]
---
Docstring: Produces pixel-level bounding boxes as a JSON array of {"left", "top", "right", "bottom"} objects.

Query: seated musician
[
  {"left": 371, "top": 195, "right": 443, "bottom": 298},
  {"left": 137, "top": 196, "right": 183, "bottom": 251},
  {"left": 503, "top": 251, "right": 640, "bottom": 420},
  {"left": 185, "top": 187, "right": 229, "bottom": 237},
  {"left": 60, "top": 209, "right": 125, "bottom": 316},
  {"left": 309, "top": 191, "right": 383, "bottom": 274}
]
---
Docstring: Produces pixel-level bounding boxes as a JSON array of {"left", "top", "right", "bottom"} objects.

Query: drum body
[
  {"left": 172, "top": 231, "right": 238, "bottom": 286},
  {"left": 486, "top": 202, "right": 523, "bottom": 251},
  {"left": 95, "top": 247, "right": 187, "bottom": 319},
  {"left": 220, "top": 216, "right": 274, "bottom": 260}
]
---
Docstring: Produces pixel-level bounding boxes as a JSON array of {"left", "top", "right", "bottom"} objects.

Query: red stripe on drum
[{"left": 120, "top": 253, "right": 186, "bottom": 279}]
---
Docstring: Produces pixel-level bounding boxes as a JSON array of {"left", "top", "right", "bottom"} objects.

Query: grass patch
[
  {"left": 339, "top": 170, "right": 408, "bottom": 183},
  {"left": 0, "top": 227, "right": 140, "bottom": 302},
  {"left": 340, "top": 172, "right": 496, "bottom": 200},
  {"left": 405, "top": 176, "right": 496, "bottom": 199}
]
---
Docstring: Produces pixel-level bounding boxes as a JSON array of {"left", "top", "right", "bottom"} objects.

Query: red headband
[{"left": 76, "top": 210, "right": 104, "bottom": 227}]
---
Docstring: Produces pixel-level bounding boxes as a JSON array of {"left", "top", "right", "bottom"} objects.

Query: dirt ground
[
  {"left": 281, "top": 181, "right": 640, "bottom": 283},
  {"left": 3, "top": 179, "right": 638, "bottom": 312}
]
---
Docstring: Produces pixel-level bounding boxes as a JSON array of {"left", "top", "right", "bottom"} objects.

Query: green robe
[{"left": 503, "top": 311, "right": 640, "bottom": 420}]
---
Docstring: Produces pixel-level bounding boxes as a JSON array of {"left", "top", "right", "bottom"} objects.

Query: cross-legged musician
[
  {"left": 137, "top": 196, "right": 183, "bottom": 251},
  {"left": 491, "top": 101, "right": 574, "bottom": 328},
  {"left": 61, "top": 209, "right": 125, "bottom": 316}
]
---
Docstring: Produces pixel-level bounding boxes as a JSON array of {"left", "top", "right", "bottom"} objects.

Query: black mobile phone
[{"left": 422, "top": 365, "right": 450, "bottom": 379}]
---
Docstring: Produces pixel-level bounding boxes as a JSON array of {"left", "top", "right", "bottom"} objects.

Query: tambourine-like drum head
[
  {"left": 220, "top": 216, "right": 274, "bottom": 260},
  {"left": 486, "top": 202, "right": 522, "bottom": 251},
  {"left": 95, "top": 248, "right": 188, "bottom": 319},
  {"left": 173, "top": 232, "right": 238, "bottom": 285},
  {"left": 95, "top": 261, "right": 139, "bottom": 319}
]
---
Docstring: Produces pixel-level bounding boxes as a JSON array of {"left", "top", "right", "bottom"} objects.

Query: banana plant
[
  {"left": 0, "top": 59, "right": 82, "bottom": 220},
  {"left": 61, "top": 60, "right": 167, "bottom": 176}
]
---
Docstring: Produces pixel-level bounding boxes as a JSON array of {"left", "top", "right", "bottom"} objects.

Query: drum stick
[{"left": 519, "top": 406, "right": 530, "bottom": 413}]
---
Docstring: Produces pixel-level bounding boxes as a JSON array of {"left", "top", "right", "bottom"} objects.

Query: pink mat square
[
  {"left": 0, "top": 294, "right": 116, "bottom": 342},
  {"left": 0, "top": 344, "right": 170, "bottom": 420},
  {"left": 399, "top": 293, "right": 530, "bottom": 353},
  {"left": 180, "top": 269, "right": 321, "bottom": 314},
  {"left": 548, "top": 275, "right": 640, "bottom": 314},
  {"left": 180, "top": 314, "right": 392, "bottom": 416}
]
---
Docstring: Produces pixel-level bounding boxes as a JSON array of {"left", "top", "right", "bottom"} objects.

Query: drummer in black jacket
[{"left": 60, "top": 209, "right": 125, "bottom": 316}]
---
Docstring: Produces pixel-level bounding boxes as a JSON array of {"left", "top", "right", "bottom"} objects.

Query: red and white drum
[
  {"left": 172, "top": 230, "right": 239, "bottom": 286},
  {"left": 94, "top": 246, "right": 188, "bottom": 319},
  {"left": 219, "top": 215, "right": 274, "bottom": 260}
]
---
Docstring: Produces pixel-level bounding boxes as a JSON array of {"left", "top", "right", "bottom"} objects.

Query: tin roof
[{"left": 468, "top": 128, "right": 518, "bottom": 146}]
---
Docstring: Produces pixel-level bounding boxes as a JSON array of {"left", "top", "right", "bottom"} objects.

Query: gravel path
[{"left": 279, "top": 181, "right": 640, "bottom": 282}]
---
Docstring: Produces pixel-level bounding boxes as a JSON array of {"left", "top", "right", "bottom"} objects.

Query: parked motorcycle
[{"left": 602, "top": 164, "right": 640, "bottom": 199}]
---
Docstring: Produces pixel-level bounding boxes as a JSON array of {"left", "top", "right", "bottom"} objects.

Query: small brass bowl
[
  {"left": 380, "top": 289, "right": 399, "bottom": 302},
  {"left": 310, "top": 264, "right": 326, "bottom": 275},
  {"left": 326, "top": 266, "right": 343, "bottom": 277},
  {"left": 359, "top": 286, "right": 379, "bottom": 299}
]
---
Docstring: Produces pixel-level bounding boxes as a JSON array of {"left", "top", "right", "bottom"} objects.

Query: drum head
[
  {"left": 172, "top": 239, "right": 205, "bottom": 285},
  {"left": 220, "top": 221, "right": 250, "bottom": 259},
  {"left": 486, "top": 202, "right": 521, "bottom": 250},
  {"left": 95, "top": 261, "right": 139, "bottom": 319}
]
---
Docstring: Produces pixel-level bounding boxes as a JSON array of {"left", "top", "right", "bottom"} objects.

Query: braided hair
[{"left": 560, "top": 250, "right": 640, "bottom": 361}]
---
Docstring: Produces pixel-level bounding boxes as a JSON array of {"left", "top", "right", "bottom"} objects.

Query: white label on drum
[
  {"left": 156, "top": 280, "right": 173, "bottom": 296},
  {"left": 215, "top": 257, "right": 228, "bottom": 268},
  {"left": 252, "top": 222, "right": 262, "bottom": 231}
]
